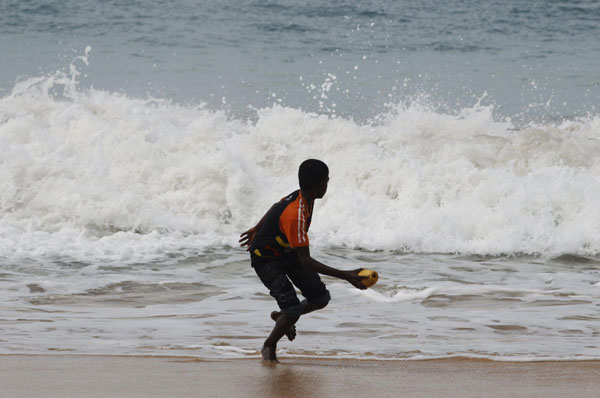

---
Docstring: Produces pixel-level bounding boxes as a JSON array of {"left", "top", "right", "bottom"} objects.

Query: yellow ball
[{"left": 358, "top": 269, "right": 378, "bottom": 288}]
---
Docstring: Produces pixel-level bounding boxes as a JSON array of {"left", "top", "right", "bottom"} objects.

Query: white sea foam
[
  {"left": 1, "top": 70, "right": 600, "bottom": 263},
  {"left": 356, "top": 286, "right": 438, "bottom": 302}
]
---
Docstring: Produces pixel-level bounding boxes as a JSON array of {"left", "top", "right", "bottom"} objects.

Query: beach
[{"left": 1, "top": 355, "right": 599, "bottom": 398}]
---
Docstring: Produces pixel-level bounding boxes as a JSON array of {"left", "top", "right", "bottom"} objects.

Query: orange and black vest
[{"left": 251, "top": 190, "right": 312, "bottom": 259}]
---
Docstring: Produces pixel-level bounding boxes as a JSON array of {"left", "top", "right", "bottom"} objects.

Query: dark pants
[{"left": 252, "top": 252, "right": 330, "bottom": 318}]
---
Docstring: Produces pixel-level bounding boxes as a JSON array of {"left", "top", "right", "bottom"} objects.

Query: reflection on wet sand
[{"left": 259, "top": 362, "right": 325, "bottom": 398}]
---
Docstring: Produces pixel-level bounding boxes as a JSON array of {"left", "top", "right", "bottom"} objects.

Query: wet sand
[{"left": 1, "top": 355, "right": 599, "bottom": 398}]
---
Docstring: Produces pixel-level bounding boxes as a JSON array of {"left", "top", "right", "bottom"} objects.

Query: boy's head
[{"left": 298, "top": 159, "right": 329, "bottom": 197}]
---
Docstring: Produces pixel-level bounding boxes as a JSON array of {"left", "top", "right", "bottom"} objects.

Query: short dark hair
[{"left": 298, "top": 159, "right": 329, "bottom": 190}]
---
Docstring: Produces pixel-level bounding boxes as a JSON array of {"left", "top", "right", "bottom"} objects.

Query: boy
[{"left": 239, "top": 159, "right": 366, "bottom": 362}]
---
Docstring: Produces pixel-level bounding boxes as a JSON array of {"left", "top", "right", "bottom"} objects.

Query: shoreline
[
  {"left": 2, "top": 355, "right": 599, "bottom": 398},
  {"left": 4, "top": 353, "right": 600, "bottom": 362}
]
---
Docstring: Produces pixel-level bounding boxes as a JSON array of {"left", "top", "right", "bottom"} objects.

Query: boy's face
[{"left": 316, "top": 176, "right": 329, "bottom": 199}]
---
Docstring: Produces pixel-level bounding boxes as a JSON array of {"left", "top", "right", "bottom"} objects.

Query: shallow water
[{"left": 1, "top": 249, "right": 599, "bottom": 361}]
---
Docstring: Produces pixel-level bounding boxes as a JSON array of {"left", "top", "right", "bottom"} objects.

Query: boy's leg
[
  {"left": 261, "top": 312, "right": 299, "bottom": 361},
  {"left": 253, "top": 259, "right": 303, "bottom": 362},
  {"left": 269, "top": 254, "right": 331, "bottom": 338},
  {"left": 270, "top": 311, "right": 296, "bottom": 340},
  {"left": 270, "top": 295, "right": 328, "bottom": 321},
  {"left": 286, "top": 253, "right": 331, "bottom": 315}
]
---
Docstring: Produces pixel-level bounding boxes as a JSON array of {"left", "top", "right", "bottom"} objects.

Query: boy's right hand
[
  {"left": 239, "top": 227, "right": 257, "bottom": 250},
  {"left": 345, "top": 269, "right": 369, "bottom": 290}
]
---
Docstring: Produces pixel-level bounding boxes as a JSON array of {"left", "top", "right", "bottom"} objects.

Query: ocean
[{"left": 1, "top": 0, "right": 599, "bottom": 361}]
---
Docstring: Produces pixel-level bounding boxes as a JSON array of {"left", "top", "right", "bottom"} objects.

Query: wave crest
[{"left": 1, "top": 71, "right": 600, "bottom": 261}]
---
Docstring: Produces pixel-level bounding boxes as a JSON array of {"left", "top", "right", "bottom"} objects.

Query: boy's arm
[
  {"left": 239, "top": 203, "right": 277, "bottom": 250},
  {"left": 295, "top": 246, "right": 367, "bottom": 290}
]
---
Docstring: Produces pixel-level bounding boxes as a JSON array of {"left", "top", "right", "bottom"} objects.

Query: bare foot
[
  {"left": 271, "top": 311, "right": 296, "bottom": 341},
  {"left": 261, "top": 345, "right": 279, "bottom": 363}
]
